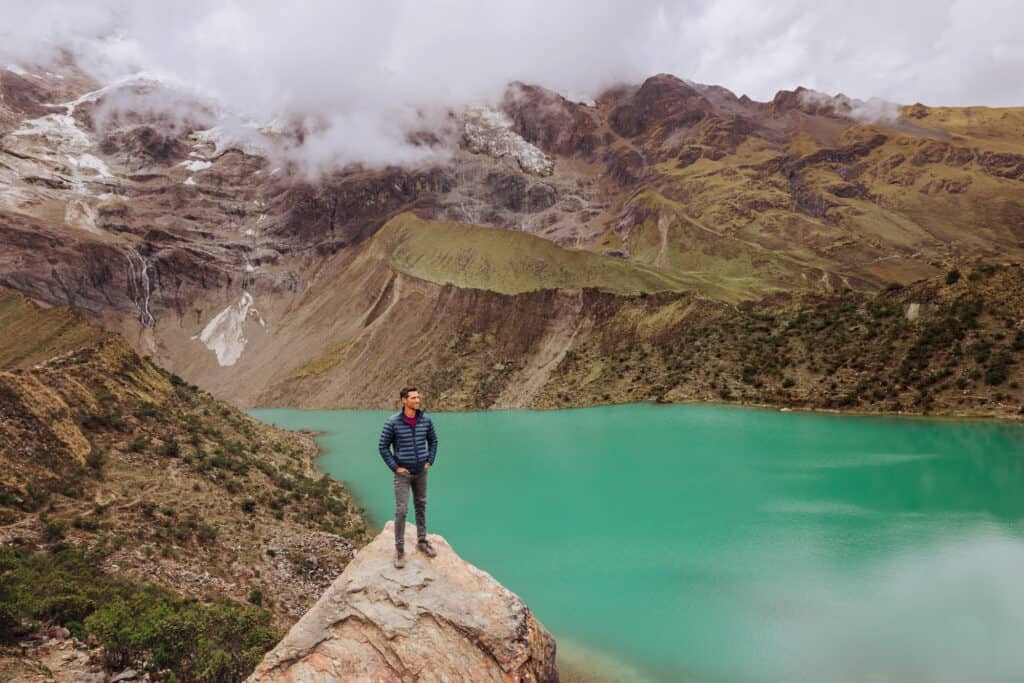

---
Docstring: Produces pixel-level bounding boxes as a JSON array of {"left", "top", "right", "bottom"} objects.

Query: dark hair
[{"left": 400, "top": 386, "right": 418, "bottom": 399}]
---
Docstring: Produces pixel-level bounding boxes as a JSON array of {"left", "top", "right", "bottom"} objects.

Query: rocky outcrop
[
  {"left": 248, "top": 521, "right": 558, "bottom": 683},
  {"left": 608, "top": 74, "right": 711, "bottom": 138},
  {"left": 501, "top": 82, "right": 598, "bottom": 159},
  {"left": 463, "top": 105, "right": 555, "bottom": 176}
]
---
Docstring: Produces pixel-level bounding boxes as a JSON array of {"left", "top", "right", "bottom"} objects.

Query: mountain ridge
[{"left": 1, "top": 63, "right": 1022, "bottom": 416}]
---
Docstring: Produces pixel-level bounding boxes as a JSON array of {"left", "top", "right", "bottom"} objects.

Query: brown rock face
[
  {"left": 272, "top": 167, "right": 455, "bottom": 248},
  {"left": 608, "top": 74, "right": 711, "bottom": 138},
  {"left": 501, "top": 82, "right": 598, "bottom": 158},
  {"left": 248, "top": 521, "right": 558, "bottom": 683},
  {"left": 0, "top": 70, "right": 54, "bottom": 119}
]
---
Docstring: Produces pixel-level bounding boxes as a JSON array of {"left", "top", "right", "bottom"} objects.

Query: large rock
[{"left": 247, "top": 521, "right": 558, "bottom": 683}]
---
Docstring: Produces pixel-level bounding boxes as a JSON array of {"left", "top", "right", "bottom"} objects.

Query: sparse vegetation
[
  {"left": 0, "top": 545, "right": 281, "bottom": 680},
  {"left": 533, "top": 265, "right": 1023, "bottom": 417},
  {"left": 0, "top": 287, "right": 370, "bottom": 677}
]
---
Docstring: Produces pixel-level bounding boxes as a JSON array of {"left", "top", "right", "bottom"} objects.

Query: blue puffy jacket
[{"left": 378, "top": 410, "right": 438, "bottom": 473}]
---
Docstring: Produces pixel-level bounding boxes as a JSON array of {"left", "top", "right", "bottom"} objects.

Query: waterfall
[{"left": 125, "top": 246, "right": 156, "bottom": 328}]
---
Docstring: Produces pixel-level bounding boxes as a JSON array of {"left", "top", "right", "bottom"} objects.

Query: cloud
[
  {"left": 749, "top": 527, "right": 1024, "bottom": 683},
  {"left": 797, "top": 89, "right": 902, "bottom": 124},
  {"left": 1, "top": 1, "right": 1021, "bottom": 168}
]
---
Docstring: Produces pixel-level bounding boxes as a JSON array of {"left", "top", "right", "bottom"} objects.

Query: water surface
[{"left": 250, "top": 404, "right": 1024, "bottom": 683}]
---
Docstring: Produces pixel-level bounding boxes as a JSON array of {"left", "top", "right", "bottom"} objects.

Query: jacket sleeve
[
  {"left": 379, "top": 420, "right": 398, "bottom": 471},
  {"left": 426, "top": 418, "right": 438, "bottom": 465}
]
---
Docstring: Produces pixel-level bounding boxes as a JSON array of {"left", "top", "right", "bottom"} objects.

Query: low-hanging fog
[{"left": 2, "top": 1, "right": 1021, "bottom": 169}]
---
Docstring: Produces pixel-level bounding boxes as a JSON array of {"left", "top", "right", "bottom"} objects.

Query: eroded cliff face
[
  {"left": 248, "top": 521, "right": 558, "bottom": 683},
  {"left": 1, "top": 62, "right": 1023, "bottom": 415}
]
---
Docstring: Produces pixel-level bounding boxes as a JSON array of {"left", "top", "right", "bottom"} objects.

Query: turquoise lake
[{"left": 250, "top": 404, "right": 1024, "bottom": 683}]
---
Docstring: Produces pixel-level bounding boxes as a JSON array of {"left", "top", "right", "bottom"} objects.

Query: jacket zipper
[{"left": 401, "top": 418, "right": 424, "bottom": 468}]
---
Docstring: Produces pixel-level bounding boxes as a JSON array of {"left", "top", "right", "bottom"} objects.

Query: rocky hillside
[
  {"left": 1, "top": 62, "right": 1022, "bottom": 415},
  {"left": 535, "top": 264, "right": 1024, "bottom": 418},
  {"left": 0, "top": 287, "right": 371, "bottom": 679}
]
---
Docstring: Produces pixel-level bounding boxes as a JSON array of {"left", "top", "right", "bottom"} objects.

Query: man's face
[{"left": 402, "top": 391, "right": 420, "bottom": 411}]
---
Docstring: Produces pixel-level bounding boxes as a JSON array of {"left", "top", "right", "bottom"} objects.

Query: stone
[
  {"left": 73, "top": 674, "right": 108, "bottom": 683},
  {"left": 247, "top": 521, "right": 558, "bottom": 682},
  {"left": 110, "top": 669, "right": 138, "bottom": 682}
]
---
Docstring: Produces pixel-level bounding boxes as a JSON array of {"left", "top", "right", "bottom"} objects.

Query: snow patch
[
  {"left": 559, "top": 89, "right": 597, "bottom": 107},
  {"left": 12, "top": 113, "right": 92, "bottom": 151},
  {"left": 66, "top": 153, "right": 111, "bottom": 177},
  {"left": 61, "top": 73, "right": 168, "bottom": 117},
  {"left": 5, "top": 64, "right": 27, "bottom": 75},
  {"left": 183, "top": 176, "right": 196, "bottom": 186},
  {"left": 193, "top": 126, "right": 268, "bottom": 157},
  {"left": 192, "top": 292, "right": 266, "bottom": 366},
  {"left": 179, "top": 159, "right": 212, "bottom": 172},
  {"left": 462, "top": 106, "right": 554, "bottom": 176},
  {"left": 64, "top": 199, "right": 101, "bottom": 234}
]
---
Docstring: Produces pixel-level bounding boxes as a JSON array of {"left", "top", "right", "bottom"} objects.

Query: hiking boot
[
  {"left": 417, "top": 540, "right": 437, "bottom": 558},
  {"left": 394, "top": 549, "right": 405, "bottom": 568}
]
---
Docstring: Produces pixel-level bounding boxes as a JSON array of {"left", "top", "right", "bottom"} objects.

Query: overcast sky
[{"left": 2, "top": 1, "right": 1021, "bottom": 167}]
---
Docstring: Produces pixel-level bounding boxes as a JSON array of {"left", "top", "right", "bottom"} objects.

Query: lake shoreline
[{"left": 256, "top": 396, "right": 1024, "bottom": 424}]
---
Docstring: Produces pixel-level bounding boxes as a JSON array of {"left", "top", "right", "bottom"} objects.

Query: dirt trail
[{"left": 492, "top": 289, "right": 585, "bottom": 409}]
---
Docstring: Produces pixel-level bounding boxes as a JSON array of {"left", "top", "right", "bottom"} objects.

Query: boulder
[{"left": 247, "top": 521, "right": 558, "bottom": 682}]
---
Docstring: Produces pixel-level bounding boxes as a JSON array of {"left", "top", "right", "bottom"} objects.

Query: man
[{"left": 378, "top": 386, "right": 438, "bottom": 568}]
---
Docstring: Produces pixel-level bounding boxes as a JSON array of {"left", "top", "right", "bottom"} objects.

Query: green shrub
[
  {"left": 196, "top": 524, "right": 218, "bottom": 544},
  {"left": 157, "top": 438, "right": 180, "bottom": 458},
  {"left": 86, "top": 448, "right": 107, "bottom": 472},
  {"left": 72, "top": 516, "right": 101, "bottom": 532},
  {"left": 81, "top": 409, "right": 125, "bottom": 431},
  {"left": 134, "top": 401, "right": 159, "bottom": 419},
  {"left": 43, "top": 519, "right": 67, "bottom": 543},
  {"left": 985, "top": 352, "right": 1012, "bottom": 386},
  {"left": 1, "top": 545, "right": 282, "bottom": 679}
]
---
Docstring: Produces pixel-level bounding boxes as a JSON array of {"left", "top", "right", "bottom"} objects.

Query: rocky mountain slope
[{"left": 1, "top": 62, "right": 1022, "bottom": 415}]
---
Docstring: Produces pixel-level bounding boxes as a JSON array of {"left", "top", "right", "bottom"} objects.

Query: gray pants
[{"left": 393, "top": 469, "right": 427, "bottom": 551}]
